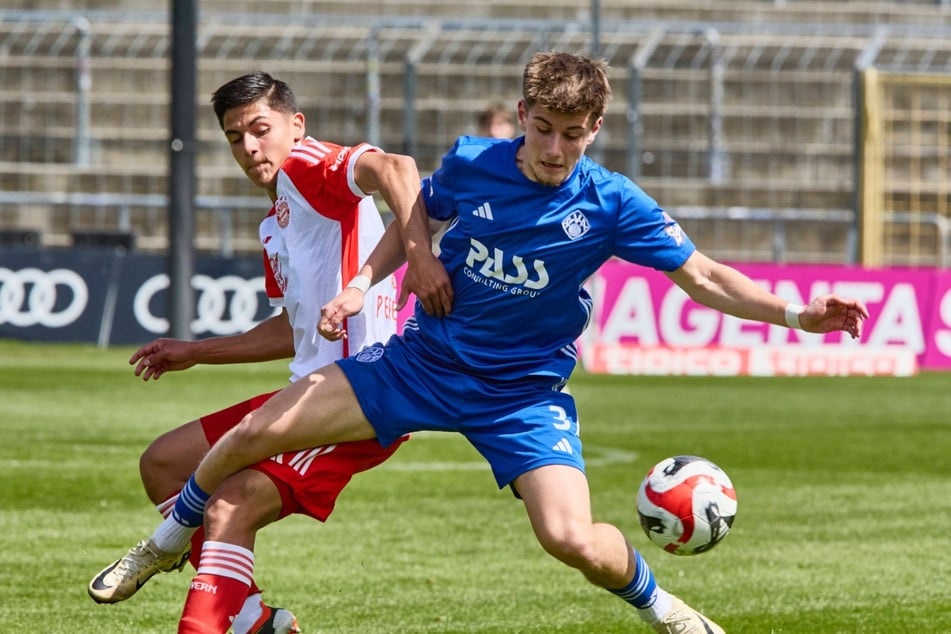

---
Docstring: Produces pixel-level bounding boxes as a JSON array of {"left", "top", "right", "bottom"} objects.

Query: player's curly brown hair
[{"left": 522, "top": 51, "right": 612, "bottom": 125}]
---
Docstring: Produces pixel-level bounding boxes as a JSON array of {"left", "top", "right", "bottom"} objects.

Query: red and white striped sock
[{"left": 177, "top": 541, "right": 255, "bottom": 634}]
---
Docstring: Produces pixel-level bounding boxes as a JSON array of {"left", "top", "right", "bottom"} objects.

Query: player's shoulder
[
  {"left": 286, "top": 136, "right": 343, "bottom": 166},
  {"left": 579, "top": 156, "right": 625, "bottom": 185},
  {"left": 580, "top": 157, "right": 652, "bottom": 204},
  {"left": 447, "top": 135, "right": 513, "bottom": 162}
]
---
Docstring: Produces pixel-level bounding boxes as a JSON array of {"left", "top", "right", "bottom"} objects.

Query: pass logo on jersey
[{"left": 465, "top": 238, "right": 550, "bottom": 291}]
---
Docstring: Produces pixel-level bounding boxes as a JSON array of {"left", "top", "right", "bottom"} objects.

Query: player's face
[
  {"left": 484, "top": 115, "right": 515, "bottom": 139},
  {"left": 222, "top": 101, "right": 304, "bottom": 198},
  {"left": 516, "top": 101, "right": 601, "bottom": 186}
]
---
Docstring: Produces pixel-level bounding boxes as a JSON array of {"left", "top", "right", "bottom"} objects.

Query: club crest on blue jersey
[
  {"left": 561, "top": 211, "right": 590, "bottom": 240},
  {"left": 354, "top": 345, "right": 385, "bottom": 363}
]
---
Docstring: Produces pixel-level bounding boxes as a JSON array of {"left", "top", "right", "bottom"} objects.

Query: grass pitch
[{"left": 0, "top": 340, "right": 949, "bottom": 633}]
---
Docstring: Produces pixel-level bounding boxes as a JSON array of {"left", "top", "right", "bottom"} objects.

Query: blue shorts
[{"left": 336, "top": 336, "right": 584, "bottom": 488}]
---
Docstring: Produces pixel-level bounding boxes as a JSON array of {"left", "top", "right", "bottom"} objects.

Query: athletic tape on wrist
[
  {"left": 784, "top": 303, "right": 805, "bottom": 329},
  {"left": 346, "top": 274, "right": 372, "bottom": 293}
]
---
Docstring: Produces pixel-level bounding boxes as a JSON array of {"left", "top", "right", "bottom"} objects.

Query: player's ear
[
  {"left": 586, "top": 116, "right": 603, "bottom": 145},
  {"left": 291, "top": 111, "right": 305, "bottom": 142}
]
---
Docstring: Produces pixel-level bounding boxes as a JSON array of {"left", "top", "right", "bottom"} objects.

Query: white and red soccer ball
[{"left": 636, "top": 455, "right": 737, "bottom": 556}]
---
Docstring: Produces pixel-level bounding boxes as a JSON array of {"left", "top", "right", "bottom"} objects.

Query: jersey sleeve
[
  {"left": 613, "top": 184, "right": 696, "bottom": 272},
  {"left": 281, "top": 139, "right": 381, "bottom": 221},
  {"left": 421, "top": 137, "right": 467, "bottom": 222}
]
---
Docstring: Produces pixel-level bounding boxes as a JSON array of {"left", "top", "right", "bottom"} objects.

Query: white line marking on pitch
[{"left": 380, "top": 441, "right": 638, "bottom": 472}]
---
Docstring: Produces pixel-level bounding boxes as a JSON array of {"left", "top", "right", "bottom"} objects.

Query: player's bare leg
[
  {"left": 194, "top": 364, "right": 375, "bottom": 495},
  {"left": 514, "top": 465, "right": 723, "bottom": 633},
  {"left": 88, "top": 422, "right": 208, "bottom": 603},
  {"left": 91, "top": 422, "right": 299, "bottom": 632},
  {"left": 138, "top": 420, "right": 209, "bottom": 595},
  {"left": 179, "top": 470, "right": 299, "bottom": 634},
  {"left": 515, "top": 465, "right": 632, "bottom": 587},
  {"left": 140, "top": 419, "right": 209, "bottom": 503}
]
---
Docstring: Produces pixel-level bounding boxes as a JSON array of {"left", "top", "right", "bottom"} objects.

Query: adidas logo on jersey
[
  {"left": 552, "top": 438, "right": 573, "bottom": 455},
  {"left": 473, "top": 202, "right": 494, "bottom": 220}
]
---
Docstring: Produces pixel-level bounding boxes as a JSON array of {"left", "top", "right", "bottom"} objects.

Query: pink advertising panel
[
  {"left": 920, "top": 269, "right": 951, "bottom": 369},
  {"left": 394, "top": 260, "right": 949, "bottom": 375},
  {"left": 395, "top": 264, "right": 413, "bottom": 331},
  {"left": 587, "top": 260, "right": 948, "bottom": 374}
]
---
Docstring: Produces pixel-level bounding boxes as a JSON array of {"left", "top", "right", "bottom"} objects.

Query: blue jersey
[{"left": 404, "top": 135, "right": 695, "bottom": 381}]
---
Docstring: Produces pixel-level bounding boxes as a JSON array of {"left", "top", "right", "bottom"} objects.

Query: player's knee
[
  {"left": 138, "top": 443, "right": 161, "bottom": 482},
  {"left": 203, "top": 495, "right": 246, "bottom": 537},
  {"left": 139, "top": 439, "right": 181, "bottom": 502},
  {"left": 139, "top": 421, "right": 206, "bottom": 503},
  {"left": 536, "top": 525, "right": 598, "bottom": 570},
  {"left": 228, "top": 413, "right": 269, "bottom": 450},
  {"left": 227, "top": 414, "right": 282, "bottom": 463},
  {"left": 204, "top": 474, "right": 282, "bottom": 540}
]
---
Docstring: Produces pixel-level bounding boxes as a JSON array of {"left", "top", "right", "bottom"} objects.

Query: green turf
[{"left": 1, "top": 340, "right": 949, "bottom": 633}]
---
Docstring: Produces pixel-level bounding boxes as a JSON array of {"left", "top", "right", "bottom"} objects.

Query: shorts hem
[{"left": 495, "top": 457, "right": 586, "bottom": 490}]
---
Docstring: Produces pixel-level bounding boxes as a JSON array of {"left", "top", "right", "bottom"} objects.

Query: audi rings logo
[
  {"left": 0, "top": 267, "right": 89, "bottom": 328},
  {"left": 134, "top": 273, "right": 279, "bottom": 336}
]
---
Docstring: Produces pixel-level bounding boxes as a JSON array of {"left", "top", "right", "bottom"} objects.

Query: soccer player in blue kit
[{"left": 104, "top": 51, "right": 869, "bottom": 633}]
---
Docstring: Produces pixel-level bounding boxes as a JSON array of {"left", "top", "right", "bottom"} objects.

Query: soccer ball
[{"left": 636, "top": 455, "right": 737, "bottom": 556}]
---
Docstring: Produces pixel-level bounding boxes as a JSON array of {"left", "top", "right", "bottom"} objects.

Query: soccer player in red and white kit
[{"left": 88, "top": 72, "right": 447, "bottom": 633}]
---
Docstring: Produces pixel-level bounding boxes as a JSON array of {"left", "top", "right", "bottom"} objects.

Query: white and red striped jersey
[{"left": 260, "top": 137, "right": 398, "bottom": 382}]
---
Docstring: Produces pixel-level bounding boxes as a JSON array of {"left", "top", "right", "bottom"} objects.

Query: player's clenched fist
[{"left": 318, "top": 287, "right": 366, "bottom": 341}]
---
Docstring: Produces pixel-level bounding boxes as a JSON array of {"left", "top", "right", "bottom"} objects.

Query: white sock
[
  {"left": 231, "top": 592, "right": 264, "bottom": 634},
  {"left": 151, "top": 513, "right": 199, "bottom": 554},
  {"left": 638, "top": 588, "right": 673, "bottom": 623}
]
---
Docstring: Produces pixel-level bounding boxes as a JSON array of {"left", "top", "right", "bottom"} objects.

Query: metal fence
[{"left": 2, "top": 7, "right": 951, "bottom": 264}]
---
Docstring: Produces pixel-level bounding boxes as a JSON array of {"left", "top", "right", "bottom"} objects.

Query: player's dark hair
[
  {"left": 522, "top": 51, "right": 611, "bottom": 125},
  {"left": 211, "top": 72, "right": 299, "bottom": 129}
]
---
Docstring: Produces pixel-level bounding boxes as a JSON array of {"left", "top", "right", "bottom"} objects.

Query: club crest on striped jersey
[
  {"left": 562, "top": 210, "right": 590, "bottom": 240},
  {"left": 275, "top": 196, "right": 291, "bottom": 228}
]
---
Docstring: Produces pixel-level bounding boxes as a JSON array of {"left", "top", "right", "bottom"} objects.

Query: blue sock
[
  {"left": 609, "top": 548, "right": 658, "bottom": 609},
  {"left": 171, "top": 474, "right": 211, "bottom": 528}
]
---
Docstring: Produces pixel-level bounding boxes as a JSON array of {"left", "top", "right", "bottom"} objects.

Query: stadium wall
[{"left": 2, "top": 9, "right": 951, "bottom": 266}]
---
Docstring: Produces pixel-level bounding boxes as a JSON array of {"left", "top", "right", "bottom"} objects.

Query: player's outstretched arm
[
  {"left": 129, "top": 338, "right": 199, "bottom": 380},
  {"left": 666, "top": 251, "right": 869, "bottom": 339},
  {"left": 797, "top": 294, "right": 869, "bottom": 339},
  {"left": 318, "top": 289, "right": 367, "bottom": 341},
  {"left": 397, "top": 194, "right": 453, "bottom": 317},
  {"left": 319, "top": 222, "right": 409, "bottom": 341},
  {"left": 353, "top": 151, "right": 452, "bottom": 316},
  {"left": 130, "top": 310, "right": 295, "bottom": 380}
]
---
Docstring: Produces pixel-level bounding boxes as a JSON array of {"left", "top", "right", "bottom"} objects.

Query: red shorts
[{"left": 200, "top": 391, "right": 406, "bottom": 521}]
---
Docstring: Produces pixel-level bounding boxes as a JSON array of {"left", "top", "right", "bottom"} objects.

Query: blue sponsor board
[{"left": 0, "top": 246, "right": 276, "bottom": 345}]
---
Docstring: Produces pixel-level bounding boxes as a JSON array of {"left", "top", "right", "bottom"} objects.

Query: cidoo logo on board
[
  {"left": 0, "top": 267, "right": 89, "bottom": 328},
  {"left": 134, "top": 273, "right": 278, "bottom": 336}
]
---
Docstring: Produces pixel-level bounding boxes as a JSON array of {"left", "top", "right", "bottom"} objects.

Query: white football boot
[
  {"left": 88, "top": 538, "right": 190, "bottom": 603},
  {"left": 651, "top": 596, "right": 725, "bottom": 634}
]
